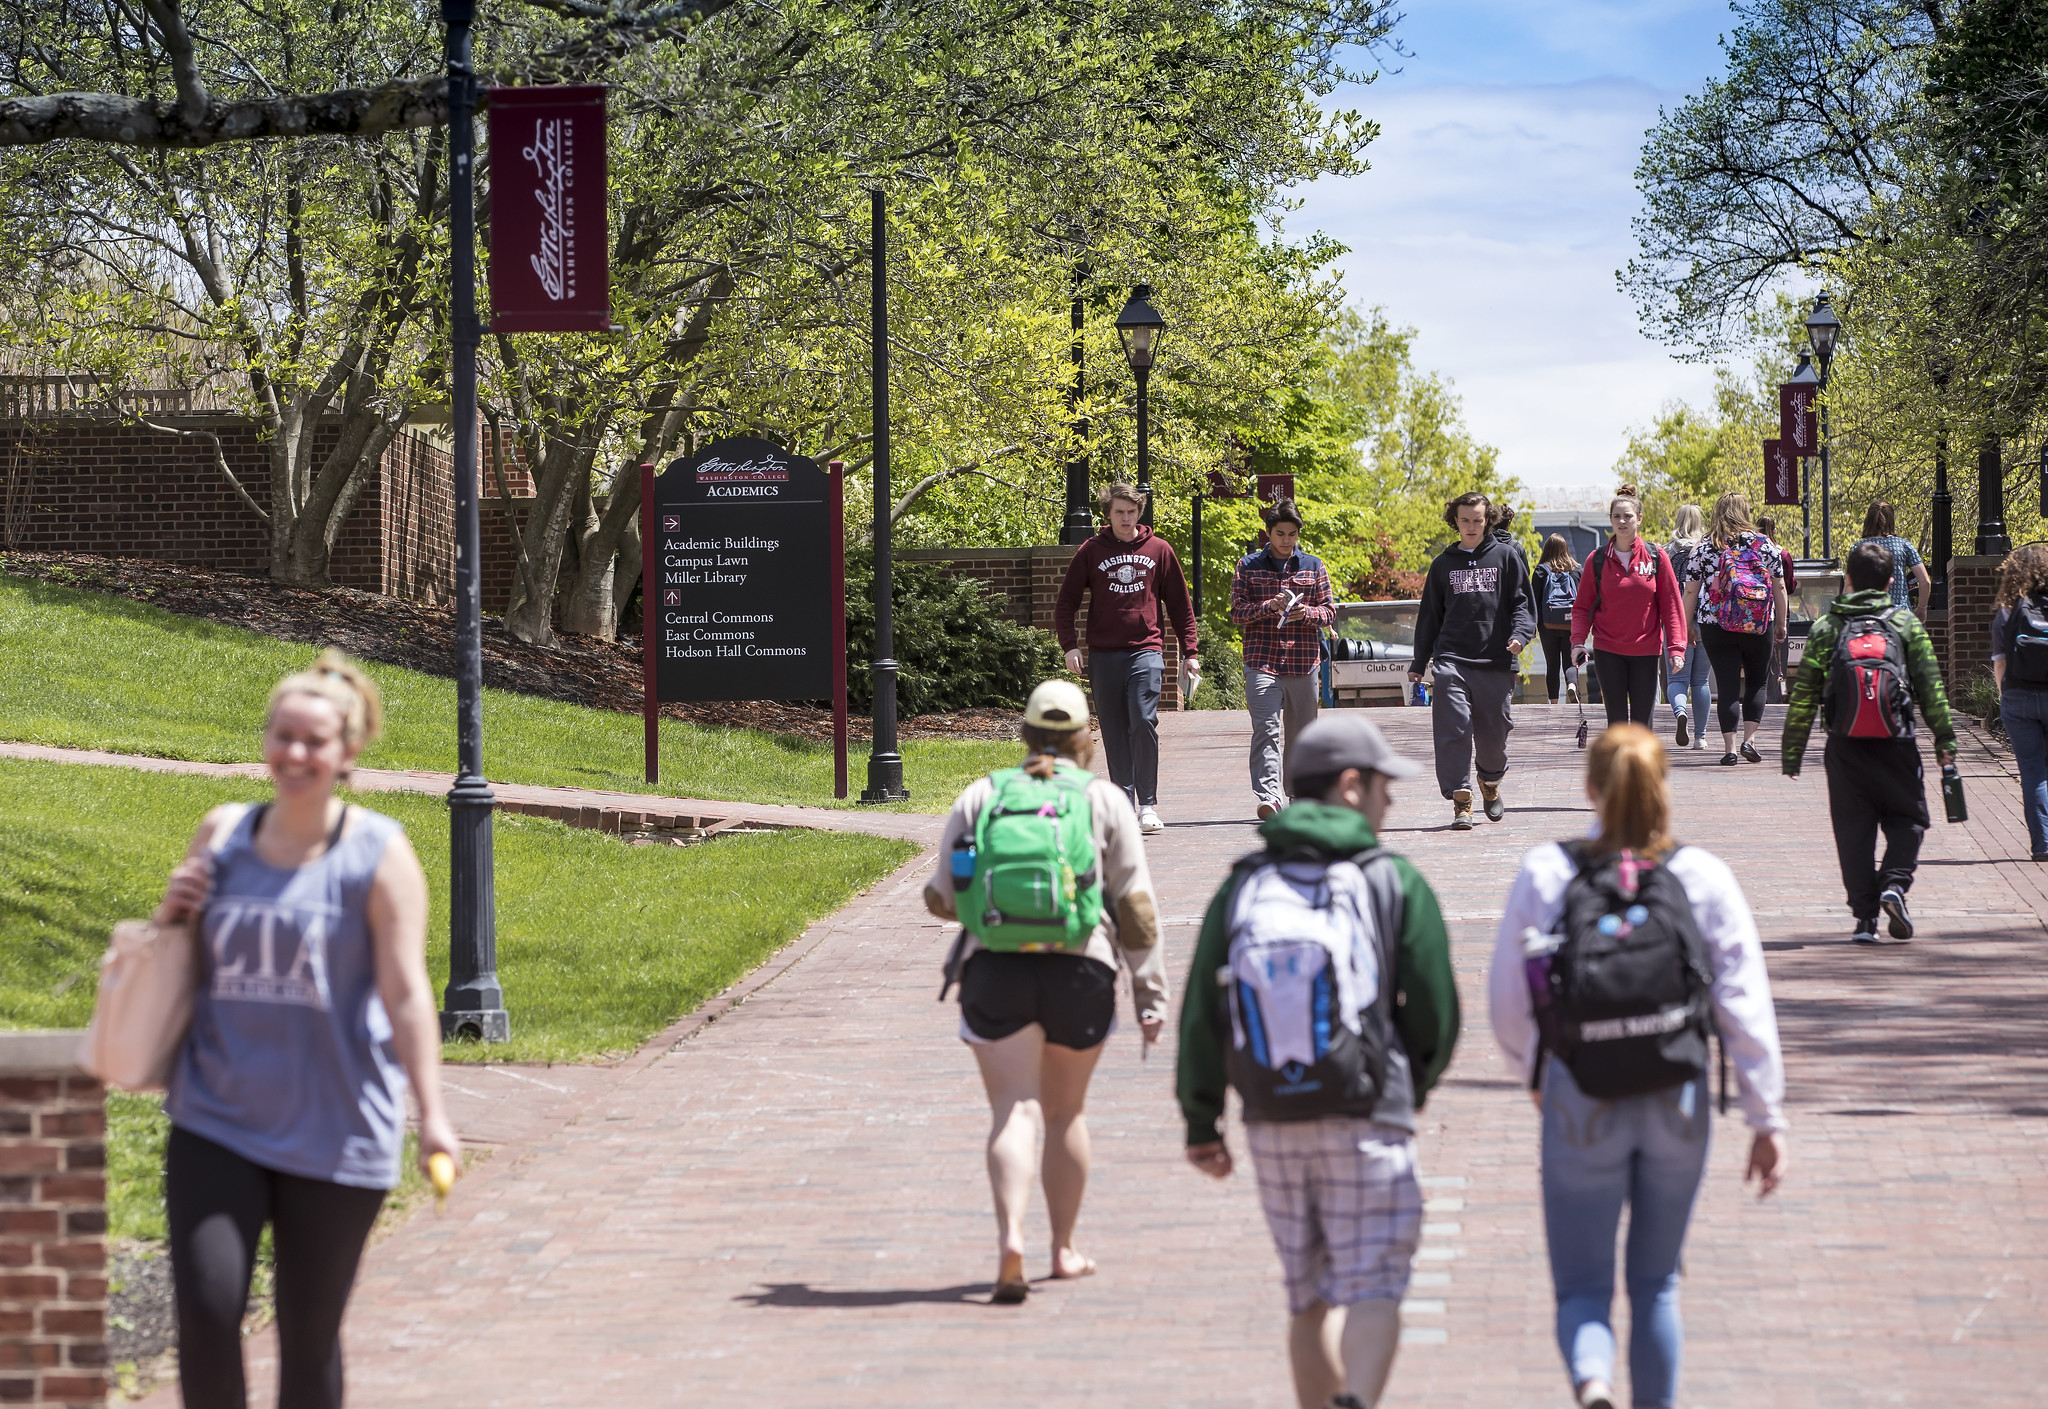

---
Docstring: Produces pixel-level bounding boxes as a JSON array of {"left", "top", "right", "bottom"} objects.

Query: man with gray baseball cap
[{"left": 1178, "top": 712, "right": 1459, "bottom": 1409}]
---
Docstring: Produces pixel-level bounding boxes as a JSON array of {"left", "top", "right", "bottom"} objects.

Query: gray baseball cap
[{"left": 1284, "top": 712, "right": 1421, "bottom": 787}]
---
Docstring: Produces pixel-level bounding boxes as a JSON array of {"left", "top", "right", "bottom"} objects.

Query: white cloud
[{"left": 1290, "top": 77, "right": 1717, "bottom": 489}]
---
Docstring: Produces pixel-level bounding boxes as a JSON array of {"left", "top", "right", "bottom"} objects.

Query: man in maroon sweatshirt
[{"left": 1054, "top": 483, "right": 1199, "bottom": 832}]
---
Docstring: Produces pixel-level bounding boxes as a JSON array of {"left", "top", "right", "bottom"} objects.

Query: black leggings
[
  {"left": 1701, "top": 622, "right": 1773, "bottom": 733},
  {"left": 1593, "top": 650, "right": 1660, "bottom": 726},
  {"left": 167, "top": 1126, "right": 387, "bottom": 1409},
  {"left": 1540, "top": 626, "right": 1573, "bottom": 701}
]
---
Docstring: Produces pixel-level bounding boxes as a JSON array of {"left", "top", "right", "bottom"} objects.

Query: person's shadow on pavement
[{"left": 736, "top": 1282, "right": 991, "bottom": 1308}]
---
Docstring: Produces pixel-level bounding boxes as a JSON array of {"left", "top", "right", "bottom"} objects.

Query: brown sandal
[{"left": 991, "top": 1251, "right": 1029, "bottom": 1305}]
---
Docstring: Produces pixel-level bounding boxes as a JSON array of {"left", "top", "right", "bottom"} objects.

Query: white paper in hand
[{"left": 1181, "top": 661, "right": 1203, "bottom": 703}]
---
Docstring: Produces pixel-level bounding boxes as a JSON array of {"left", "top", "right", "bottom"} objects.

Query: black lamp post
[
  {"left": 1787, "top": 345, "right": 1820, "bottom": 559},
  {"left": 438, "top": 0, "right": 507, "bottom": 1042},
  {"left": 1805, "top": 291, "right": 1842, "bottom": 560},
  {"left": 1931, "top": 431, "right": 1952, "bottom": 610},
  {"left": 1976, "top": 436, "right": 2010, "bottom": 555},
  {"left": 1060, "top": 268, "right": 1094, "bottom": 545},
  {"left": 861, "top": 188, "right": 909, "bottom": 803},
  {"left": 1115, "top": 284, "right": 1166, "bottom": 526}
]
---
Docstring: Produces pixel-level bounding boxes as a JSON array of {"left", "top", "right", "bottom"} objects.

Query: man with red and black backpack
[{"left": 1782, "top": 541, "right": 1957, "bottom": 945}]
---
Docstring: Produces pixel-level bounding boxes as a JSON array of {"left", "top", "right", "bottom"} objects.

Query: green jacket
[
  {"left": 1175, "top": 802, "right": 1460, "bottom": 1146},
  {"left": 1782, "top": 587, "right": 1956, "bottom": 774}
]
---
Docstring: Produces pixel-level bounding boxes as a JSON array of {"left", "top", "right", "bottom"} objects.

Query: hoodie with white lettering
[
  {"left": 1054, "top": 525, "right": 1198, "bottom": 656},
  {"left": 1412, "top": 536, "right": 1536, "bottom": 672}
]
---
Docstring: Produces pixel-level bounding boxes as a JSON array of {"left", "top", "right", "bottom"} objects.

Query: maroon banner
[
  {"left": 488, "top": 86, "right": 611, "bottom": 333},
  {"left": 1763, "top": 438, "right": 1799, "bottom": 505},
  {"left": 1778, "top": 383, "right": 1817, "bottom": 458},
  {"left": 1255, "top": 473, "right": 1296, "bottom": 504}
]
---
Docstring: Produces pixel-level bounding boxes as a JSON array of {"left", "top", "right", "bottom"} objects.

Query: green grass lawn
[
  {"left": 6, "top": 756, "right": 918, "bottom": 1242},
  {"left": 0, "top": 756, "right": 916, "bottom": 1060},
  {"left": 0, "top": 571, "right": 1018, "bottom": 812}
]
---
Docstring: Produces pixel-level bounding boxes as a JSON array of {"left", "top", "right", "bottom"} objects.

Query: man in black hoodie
[{"left": 1408, "top": 492, "right": 1536, "bottom": 829}]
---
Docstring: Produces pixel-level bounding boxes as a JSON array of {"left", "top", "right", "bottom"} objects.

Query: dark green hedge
[{"left": 845, "top": 548, "right": 1064, "bottom": 715}]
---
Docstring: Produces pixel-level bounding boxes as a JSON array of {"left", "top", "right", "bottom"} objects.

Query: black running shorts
[{"left": 958, "top": 950, "right": 1118, "bottom": 1050}]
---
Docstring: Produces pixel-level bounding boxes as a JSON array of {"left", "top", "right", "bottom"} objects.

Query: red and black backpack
[{"left": 1824, "top": 607, "right": 1913, "bottom": 739}]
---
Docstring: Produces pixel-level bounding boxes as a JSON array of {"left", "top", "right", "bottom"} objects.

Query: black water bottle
[{"left": 1942, "top": 763, "right": 1968, "bottom": 824}]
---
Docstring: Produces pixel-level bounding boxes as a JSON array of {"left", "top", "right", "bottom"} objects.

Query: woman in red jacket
[{"left": 1571, "top": 486, "right": 1687, "bottom": 727}]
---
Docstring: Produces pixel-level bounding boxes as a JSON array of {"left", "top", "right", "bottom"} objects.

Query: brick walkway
[{"left": 117, "top": 705, "right": 2045, "bottom": 1407}]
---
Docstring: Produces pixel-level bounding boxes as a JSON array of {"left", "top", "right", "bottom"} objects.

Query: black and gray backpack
[{"left": 1533, "top": 841, "right": 1718, "bottom": 1102}]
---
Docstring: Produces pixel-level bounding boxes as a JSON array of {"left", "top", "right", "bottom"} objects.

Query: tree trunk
[{"left": 502, "top": 415, "right": 608, "bottom": 646}]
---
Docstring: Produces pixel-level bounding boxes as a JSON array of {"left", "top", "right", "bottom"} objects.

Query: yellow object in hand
[{"left": 428, "top": 1152, "right": 456, "bottom": 1212}]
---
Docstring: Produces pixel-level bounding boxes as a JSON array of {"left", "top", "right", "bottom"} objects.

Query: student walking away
[
  {"left": 1489, "top": 725, "right": 1788, "bottom": 1409},
  {"left": 153, "top": 652, "right": 458, "bottom": 1409},
  {"left": 1055, "top": 482, "right": 1199, "bottom": 834},
  {"left": 1533, "top": 536, "right": 1583, "bottom": 704},
  {"left": 1854, "top": 500, "right": 1931, "bottom": 613},
  {"left": 1569, "top": 486, "right": 1685, "bottom": 729},
  {"left": 1663, "top": 505, "right": 1712, "bottom": 750},
  {"left": 928, "top": 679, "right": 1167, "bottom": 1303},
  {"left": 1682, "top": 492, "right": 1788, "bottom": 765},
  {"left": 1991, "top": 543, "right": 2048, "bottom": 861},
  {"left": 1180, "top": 714, "right": 1459, "bottom": 1409},
  {"left": 1233, "top": 498, "right": 1336, "bottom": 819},
  {"left": 1410, "top": 491, "right": 1537, "bottom": 830},
  {"left": 1781, "top": 541, "right": 1956, "bottom": 944}
]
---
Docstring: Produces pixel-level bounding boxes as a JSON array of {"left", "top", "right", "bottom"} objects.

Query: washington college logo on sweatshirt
[
  {"left": 1099, "top": 553, "right": 1156, "bottom": 595},
  {"left": 1447, "top": 566, "right": 1499, "bottom": 595}
]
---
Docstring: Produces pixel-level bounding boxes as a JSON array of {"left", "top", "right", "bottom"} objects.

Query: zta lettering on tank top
[
  {"left": 1098, "top": 553, "right": 1155, "bottom": 596},
  {"left": 1447, "top": 566, "right": 1499, "bottom": 594},
  {"left": 205, "top": 898, "right": 338, "bottom": 1010}
]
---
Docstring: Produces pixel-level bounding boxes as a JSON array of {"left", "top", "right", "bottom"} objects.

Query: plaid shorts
[{"left": 1244, "top": 1117, "right": 1423, "bottom": 1314}]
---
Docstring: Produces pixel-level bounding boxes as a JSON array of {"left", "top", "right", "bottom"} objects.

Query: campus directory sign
[{"left": 639, "top": 436, "right": 849, "bottom": 790}]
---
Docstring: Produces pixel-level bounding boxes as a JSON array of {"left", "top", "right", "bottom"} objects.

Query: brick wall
[
  {"left": 1945, "top": 555, "right": 2004, "bottom": 695},
  {"left": 0, "top": 1033, "right": 105, "bottom": 1409},
  {"left": 900, "top": 544, "right": 1187, "bottom": 709},
  {"left": 1, "top": 416, "right": 527, "bottom": 613}
]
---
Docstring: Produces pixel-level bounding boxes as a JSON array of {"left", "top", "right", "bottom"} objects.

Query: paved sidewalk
[
  {"left": 109, "top": 706, "right": 2045, "bottom": 1407},
  {"left": 0, "top": 740, "right": 938, "bottom": 844}
]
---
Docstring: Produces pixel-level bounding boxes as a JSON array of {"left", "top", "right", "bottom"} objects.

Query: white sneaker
[
  {"left": 1138, "top": 806, "right": 1164, "bottom": 834},
  {"left": 1565, "top": 682, "right": 1578, "bottom": 704}
]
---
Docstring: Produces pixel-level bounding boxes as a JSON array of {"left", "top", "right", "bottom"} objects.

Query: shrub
[
  {"left": 845, "top": 547, "right": 1064, "bottom": 715},
  {"left": 1185, "top": 626, "right": 1247, "bottom": 710},
  {"left": 1957, "top": 671, "right": 2003, "bottom": 731}
]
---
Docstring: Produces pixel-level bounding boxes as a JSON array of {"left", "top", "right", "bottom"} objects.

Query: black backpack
[
  {"left": 2006, "top": 593, "right": 2048, "bottom": 687},
  {"left": 1532, "top": 842, "right": 1718, "bottom": 1102},
  {"left": 1823, "top": 607, "right": 1913, "bottom": 739}
]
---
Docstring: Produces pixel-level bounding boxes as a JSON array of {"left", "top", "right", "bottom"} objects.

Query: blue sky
[{"left": 1288, "top": 0, "right": 1740, "bottom": 492}]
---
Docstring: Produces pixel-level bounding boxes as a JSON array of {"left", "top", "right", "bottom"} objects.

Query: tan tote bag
[{"left": 78, "top": 803, "right": 249, "bottom": 1093}]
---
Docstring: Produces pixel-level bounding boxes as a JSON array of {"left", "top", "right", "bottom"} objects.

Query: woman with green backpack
[{"left": 925, "top": 679, "right": 1168, "bottom": 1305}]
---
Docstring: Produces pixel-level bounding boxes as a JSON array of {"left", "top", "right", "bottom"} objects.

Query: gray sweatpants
[
  {"left": 1246, "top": 668, "right": 1321, "bottom": 807},
  {"left": 1430, "top": 657, "right": 1514, "bottom": 798}
]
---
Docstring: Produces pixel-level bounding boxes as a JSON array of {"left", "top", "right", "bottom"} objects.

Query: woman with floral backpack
[
  {"left": 926, "top": 679, "right": 1168, "bottom": 1304},
  {"left": 1682, "top": 492, "right": 1789, "bottom": 765}
]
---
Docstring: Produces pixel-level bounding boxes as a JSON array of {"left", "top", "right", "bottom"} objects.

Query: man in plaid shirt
[{"left": 1232, "top": 499, "right": 1335, "bottom": 818}]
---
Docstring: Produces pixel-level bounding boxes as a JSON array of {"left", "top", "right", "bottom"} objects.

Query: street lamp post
[
  {"left": 438, "top": 0, "right": 507, "bottom": 1042},
  {"left": 1060, "top": 269, "right": 1094, "bottom": 545},
  {"left": 1115, "top": 284, "right": 1166, "bottom": 526},
  {"left": 1931, "top": 432, "right": 1952, "bottom": 611},
  {"left": 1805, "top": 291, "right": 1842, "bottom": 560},
  {"left": 861, "top": 188, "right": 909, "bottom": 803},
  {"left": 1976, "top": 436, "right": 2010, "bottom": 555},
  {"left": 1788, "top": 346, "right": 1820, "bottom": 560}
]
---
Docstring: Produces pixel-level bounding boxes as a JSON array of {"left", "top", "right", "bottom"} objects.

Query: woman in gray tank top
[{"left": 151, "top": 651, "right": 458, "bottom": 1409}]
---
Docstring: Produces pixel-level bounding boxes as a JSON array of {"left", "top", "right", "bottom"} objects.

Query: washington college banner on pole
[{"left": 487, "top": 86, "right": 611, "bottom": 333}]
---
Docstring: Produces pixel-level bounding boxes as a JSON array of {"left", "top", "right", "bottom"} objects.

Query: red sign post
[
  {"left": 487, "top": 86, "right": 612, "bottom": 333},
  {"left": 1763, "top": 438, "right": 1799, "bottom": 506}
]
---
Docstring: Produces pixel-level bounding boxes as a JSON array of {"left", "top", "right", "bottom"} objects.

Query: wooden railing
[{"left": 0, "top": 375, "right": 198, "bottom": 420}]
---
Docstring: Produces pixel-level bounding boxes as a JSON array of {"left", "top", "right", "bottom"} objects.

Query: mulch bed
[{"left": 1, "top": 552, "right": 1021, "bottom": 743}]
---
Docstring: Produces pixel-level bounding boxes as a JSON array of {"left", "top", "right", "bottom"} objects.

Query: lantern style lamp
[{"left": 1115, "top": 284, "right": 1167, "bottom": 524}]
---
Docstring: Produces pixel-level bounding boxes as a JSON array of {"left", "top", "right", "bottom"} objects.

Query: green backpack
[{"left": 955, "top": 762, "right": 1104, "bottom": 952}]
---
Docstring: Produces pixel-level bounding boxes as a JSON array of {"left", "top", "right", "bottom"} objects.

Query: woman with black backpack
[
  {"left": 1487, "top": 725, "right": 1787, "bottom": 1409},
  {"left": 1533, "top": 535, "right": 1582, "bottom": 704},
  {"left": 1569, "top": 487, "right": 1687, "bottom": 728},
  {"left": 1991, "top": 543, "right": 2048, "bottom": 861},
  {"left": 925, "top": 679, "right": 1168, "bottom": 1304}
]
